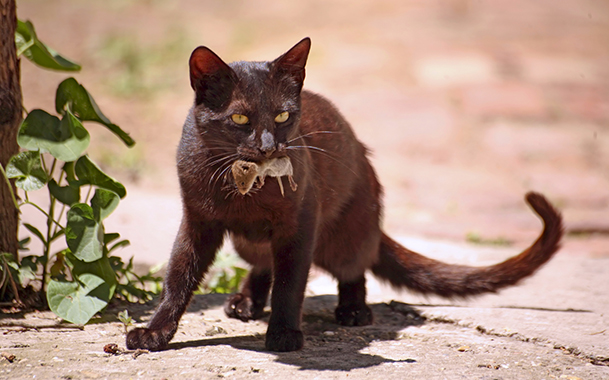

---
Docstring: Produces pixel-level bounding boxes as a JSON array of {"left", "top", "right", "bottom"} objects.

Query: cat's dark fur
[{"left": 126, "top": 38, "right": 563, "bottom": 352}]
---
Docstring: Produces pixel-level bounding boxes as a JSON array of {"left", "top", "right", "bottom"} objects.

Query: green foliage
[
  {"left": 18, "top": 109, "right": 90, "bottom": 162},
  {"left": 47, "top": 273, "right": 111, "bottom": 325},
  {"left": 5, "top": 151, "right": 48, "bottom": 191},
  {"left": 207, "top": 266, "right": 248, "bottom": 294},
  {"left": 0, "top": 19, "right": 161, "bottom": 325},
  {"left": 55, "top": 78, "right": 135, "bottom": 147},
  {"left": 111, "top": 256, "right": 162, "bottom": 303},
  {"left": 197, "top": 251, "right": 248, "bottom": 294},
  {"left": 118, "top": 309, "right": 133, "bottom": 334},
  {"left": 74, "top": 155, "right": 127, "bottom": 198},
  {"left": 15, "top": 20, "right": 81, "bottom": 71}
]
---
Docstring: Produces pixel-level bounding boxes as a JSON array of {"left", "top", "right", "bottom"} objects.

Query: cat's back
[
  {"left": 299, "top": 90, "right": 360, "bottom": 149},
  {"left": 298, "top": 90, "right": 375, "bottom": 212}
]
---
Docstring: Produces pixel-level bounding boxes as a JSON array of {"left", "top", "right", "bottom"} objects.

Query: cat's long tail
[{"left": 370, "top": 192, "right": 563, "bottom": 297}]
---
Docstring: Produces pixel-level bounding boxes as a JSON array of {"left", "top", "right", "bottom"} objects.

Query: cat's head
[{"left": 189, "top": 38, "right": 311, "bottom": 163}]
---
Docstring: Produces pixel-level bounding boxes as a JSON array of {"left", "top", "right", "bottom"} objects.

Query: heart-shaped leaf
[
  {"left": 5, "top": 151, "right": 48, "bottom": 191},
  {"left": 15, "top": 20, "right": 81, "bottom": 72},
  {"left": 47, "top": 273, "right": 110, "bottom": 325},
  {"left": 67, "top": 252, "right": 117, "bottom": 300},
  {"left": 48, "top": 179, "right": 81, "bottom": 206},
  {"left": 66, "top": 203, "right": 104, "bottom": 263},
  {"left": 90, "top": 188, "right": 120, "bottom": 221},
  {"left": 74, "top": 155, "right": 126, "bottom": 198},
  {"left": 55, "top": 78, "right": 135, "bottom": 147},
  {"left": 18, "top": 109, "right": 90, "bottom": 162}
]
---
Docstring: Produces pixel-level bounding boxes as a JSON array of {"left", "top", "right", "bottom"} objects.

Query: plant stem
[
  {"left": 52, "top": 204, "right": 66, "bottom": 238},
  {"left": 1, "top": 257, "right": 23, "bottom": 307},
  {"left": 48, "top": 157, "right": 57, "bottom": 179},
  {"left": 41, "top": 158, "right": 58, "bottom": 296},
  {"left": 84, "top": 185, "right": 93, "bottom": 203},
  {"left": 40, "top": 154, "right": 48, "bottom": 174},
  {"left": 51, "top": 171, "right": 66, "bottom": 238},
  {"left": 0, "top": 163, "right": 20, "bottom": 211},
  {"left": 21, "top": 202, "right": 64, "bottom": 230}
]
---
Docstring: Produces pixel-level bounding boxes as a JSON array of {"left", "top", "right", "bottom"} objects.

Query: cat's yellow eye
[
  {"left": 274, "top": 111, "right": 289, "bottom": 123},
  {"left": 231, "top": 114, "right": 249, "bottom": 125}
]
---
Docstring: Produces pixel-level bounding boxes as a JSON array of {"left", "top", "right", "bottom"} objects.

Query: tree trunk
[{"left": 0, "top": 0, "right": 21, "bottom": 260}]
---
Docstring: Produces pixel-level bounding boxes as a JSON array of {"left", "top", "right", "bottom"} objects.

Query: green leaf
[
  {"left": 18, "top": 256, "right": 39, "bottom": 285},
  {"left": 103, "top": 233, "right": 120, "bottom": 245},
  {"left": 90, "top": 188, "right": 120, "bottom": 221},
  {"left": 50, "top": 229, "right": 66, "bottom": 243},
  {"left": 67, "top": 252, "right": 117, "bottom": 301},
  {"left": 55, "top": 78, "right": 135, "bottom": 147},
  {"left": 48, "top": 179, "right": 80, "bottom": 206},
  {"left": 1, "top": 253, "right": 37, "bottom": 286},
  {"left": 18, "top": 237, "right": 31, "bottom": 251},
  {"left": 66, "top": 203, "right": 104, "bottom": 262},
  {"left": 108, "top": 239, "right": 130, "bottom": 254},
  {"left": 5, "top": 151, "right": 48, "bottom": 191},
  {"left": 74, "top": 156, "right": 126, "bottom": 198},
  {"left": 50, "top": 250, "right": 66, "bottom": 278},
  {"left": 118, "top": 310, "right": 133, "bottom": 327},
  {"left": 16, "top": 20, "right": 81, "bottom": 72},
  {"left": 47, "top": 273, "right": 109, "bottom": 325},
  {"left": 18, "top": 109, "right": 90, "bottom": 162},
  {"left": 23, "top": 223, "right": 46, "bottom": 244},
  {"left": 63, "top": 161, "right": 76, "bottom": 183}
]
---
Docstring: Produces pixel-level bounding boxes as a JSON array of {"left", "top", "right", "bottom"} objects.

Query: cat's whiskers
[
  {"left": 217, "top": 164, "right": 234, "bottom": 188},
  {"left": 205, "top": 152, "right": 238, "bottom": 169},
  {"left": 209, "top": 160, "right": 235, "bottom": 189},
  {"left": 286, "top": 130, "right": 341, "bottom": 144},
  {"left": 287, "top": 145, "right": 358, "bottom": 176}
]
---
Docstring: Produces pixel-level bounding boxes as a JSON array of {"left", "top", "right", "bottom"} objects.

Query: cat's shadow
[{"left": 164, "top": 294, "right": 423, "bottom": 371}]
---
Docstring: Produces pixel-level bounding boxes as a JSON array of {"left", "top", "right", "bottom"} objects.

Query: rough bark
[{"left": 0, "top": 0, "right": 21, "bottom": 259}]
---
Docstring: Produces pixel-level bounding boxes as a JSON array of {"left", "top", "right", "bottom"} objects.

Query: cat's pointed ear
[
  {"left": 189, "top": 46, "right": 237, "bottom": 109},
  {"left": 273, "top": 37, "right": 311, "bottom": 85}
]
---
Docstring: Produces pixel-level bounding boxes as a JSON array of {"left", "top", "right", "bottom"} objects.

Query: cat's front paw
[
  {"left": 335, "top": 304, "right": 373, "bottom": 326},
  {"left": 224, "top": 293, "right": 264, "bottom": 321},
  {"left": 265, "top": 325, "right": 304, "bottom": 352},
  {"left": 126, "top": 325, "right": 175, "bottom": 351}
]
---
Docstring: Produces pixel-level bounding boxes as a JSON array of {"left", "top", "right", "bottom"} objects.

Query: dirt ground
[
  {"left": 2, "top": 247, "right": 609, "bottom": 379},
  {"left": 3, "top": 0, "right": 609, "bottom": 379}
]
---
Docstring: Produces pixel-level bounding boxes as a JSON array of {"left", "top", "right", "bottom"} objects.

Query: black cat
[{"left": 126, "top": 38, "right": 563, "bottom": 352}]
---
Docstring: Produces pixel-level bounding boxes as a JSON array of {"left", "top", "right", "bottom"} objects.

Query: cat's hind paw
[
  {"left": 335, "top": 304, "right": 373, "bottom": 326},
  {"left": 224, "top": 293, "right": 264, "bottom": 321}
]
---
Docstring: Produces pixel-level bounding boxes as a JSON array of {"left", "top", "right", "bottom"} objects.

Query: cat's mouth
[
  {"left": 245, "top": 151, "right": 289, "bottom": 164},
  {"left": 231, "top": 157, "right": 297, "bottom": 196}
]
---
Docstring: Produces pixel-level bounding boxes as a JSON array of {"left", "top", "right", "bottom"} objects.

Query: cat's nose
[{"left": 260, "top": 129, "right": 276, "bottom": 157}]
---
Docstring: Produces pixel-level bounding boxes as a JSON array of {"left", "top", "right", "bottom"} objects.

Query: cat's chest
[{"left": 207, "top": 183, "right": 302, "bottom": 238}]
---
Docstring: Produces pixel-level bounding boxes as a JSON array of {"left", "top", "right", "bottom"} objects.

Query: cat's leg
[
  {"left": 225, "top": 235, "right": 273, "bottom": 321},
  {"left": 335, "top": 275, "right": 373, "bottom": 326},
  {"left": 313, "top": 172, "right": 381, "bottom": 327},
  {"left": 265, "top": 204, "right": 317, "bottom": 352},
  {"left": 225, "top": 267, "right": 272, "bottom": 321},
  {"left": 126, "top": 219, "right": 224, "bottom": 351},
  {"left": 265, "top": 237, "right": 313, "bottom": 352}
]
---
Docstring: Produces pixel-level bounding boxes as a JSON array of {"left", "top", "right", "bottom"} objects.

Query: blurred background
[{"left": 16, "top": 0, "right": 609, "bottom": 269}]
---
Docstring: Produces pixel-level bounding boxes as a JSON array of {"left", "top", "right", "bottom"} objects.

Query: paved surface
[{"left": 1, "top": 237, "right": 608, "bottom": 379}]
